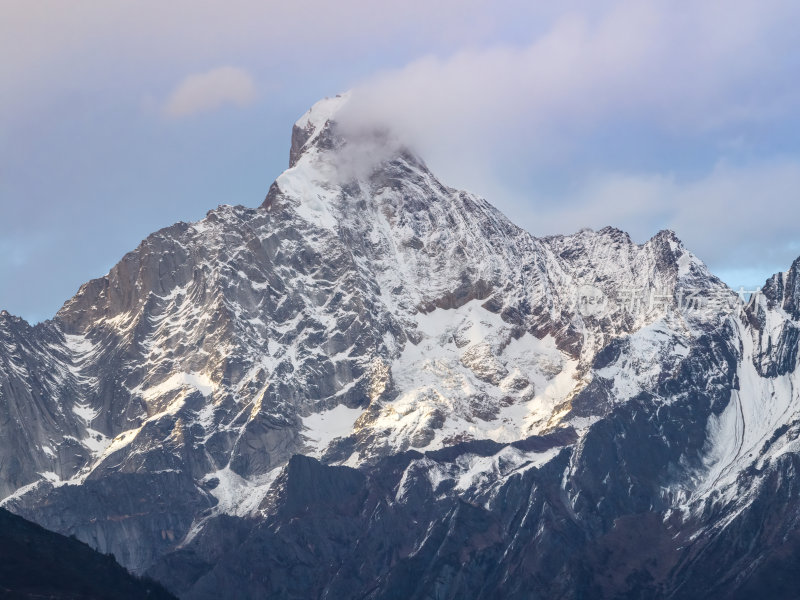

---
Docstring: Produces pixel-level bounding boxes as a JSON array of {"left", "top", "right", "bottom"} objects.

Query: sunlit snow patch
[
  {"left": 370, "top": 299, "right": 579, "bottom": 453},
  {"left": 140, "top": 371, "right": 215, "bottom": 401},
  {"left": 302, "top": 404, "right": 364, "bottom": 457}
]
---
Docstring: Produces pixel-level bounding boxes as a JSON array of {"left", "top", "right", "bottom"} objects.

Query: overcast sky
[{"left": 2, "top": 0, "right": 800, "bottom": 322}]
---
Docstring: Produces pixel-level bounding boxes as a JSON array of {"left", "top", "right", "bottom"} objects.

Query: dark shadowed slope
[{"left": 0, "top": 508, "right": 176, "bottom": 599}]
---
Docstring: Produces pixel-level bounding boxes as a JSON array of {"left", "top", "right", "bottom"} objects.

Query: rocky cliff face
[{"left": 1, "top": 94, "right": 799, "bottom": 598}]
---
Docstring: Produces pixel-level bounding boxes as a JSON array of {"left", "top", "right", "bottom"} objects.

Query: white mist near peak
[{"left": 287, "top": 90, "right": 421, "bottom": 187}]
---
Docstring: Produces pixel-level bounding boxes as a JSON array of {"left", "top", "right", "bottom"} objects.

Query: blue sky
[{"left": 2, "top": 0, "right": 800, "bottom": 322}]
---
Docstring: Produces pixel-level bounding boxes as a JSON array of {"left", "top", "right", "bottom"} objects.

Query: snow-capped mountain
[{"left": 1, "top": 95, "right": 799, "bottom": 598}]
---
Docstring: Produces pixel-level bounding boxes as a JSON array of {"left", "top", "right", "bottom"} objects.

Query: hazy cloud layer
[
  {"left": 342, "top": 1, "right": 799, "bottom": 152},
  {"left": 162, "top": 67, "right": 256, "bottom": 118}
]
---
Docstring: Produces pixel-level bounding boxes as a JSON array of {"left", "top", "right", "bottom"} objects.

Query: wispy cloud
[
  {"left": 339, "top": 1, "right": 799, "bottom": 163},
  {"left": 162, "top": 67, "right": 257, "bottom": 118}
]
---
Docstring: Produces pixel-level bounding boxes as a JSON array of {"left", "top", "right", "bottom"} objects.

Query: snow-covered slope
[{"left": 1, "top": 96, "right": 799, "bottom": 598}]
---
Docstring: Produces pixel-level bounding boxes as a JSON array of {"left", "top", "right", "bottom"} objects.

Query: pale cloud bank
[
  {"left": 162, "top": 67, "right": 257, "bottom": 118},
  {"left": 339, "top": 0, "right": 798, "bottom": 165}
]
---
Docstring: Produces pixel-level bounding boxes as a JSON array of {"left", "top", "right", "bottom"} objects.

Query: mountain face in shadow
[{"left": 0, "top": 508, "right": 176, "bottom": 599}]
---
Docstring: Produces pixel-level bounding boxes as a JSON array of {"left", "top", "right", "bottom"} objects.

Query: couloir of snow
[{"left": 684, "top": 296, "right": 800, "bottom": 525}]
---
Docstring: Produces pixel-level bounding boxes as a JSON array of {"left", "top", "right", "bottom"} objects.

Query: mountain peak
[
  {"left": 649, "top": 228, "right": 683, "bottom": 247},
  {"left": 596, "top": 226, "right": 633, "bottom": 243},
  {"left": 289, "top": 93, "right": 351, "bottom": 168},
  {"left": 267, "top": 94, "right": 431, "bottom": 228},
  {"left": 761, "top": 254, "right": 800, "bottom": 319}
]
